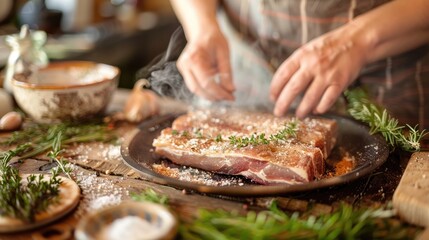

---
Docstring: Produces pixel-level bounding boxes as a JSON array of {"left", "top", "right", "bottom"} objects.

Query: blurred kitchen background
[{"left": 0, "top": 0, "right": 180, "bottom": 89}]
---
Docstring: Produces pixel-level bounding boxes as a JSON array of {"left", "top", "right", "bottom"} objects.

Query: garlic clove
[{"left": 0, "top": 111, "right": 23, "bottom": 131}]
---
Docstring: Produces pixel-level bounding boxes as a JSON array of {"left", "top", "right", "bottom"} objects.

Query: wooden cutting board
[
  {"left": 393, "top": 152, "right": 429, "bottom": 239},
  {"left": 0, "top": 175, "right": 80, "bottom": 233}
]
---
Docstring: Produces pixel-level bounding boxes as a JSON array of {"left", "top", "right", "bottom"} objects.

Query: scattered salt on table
[
  {"left": 70, "top": 166, "right": 128, "bottom": 217},
  {"left": 89, "top": 195, "right": 122, "bottom": 210},
  {"left": 106, "top": 216, "right": 159, "bottom": 240}
]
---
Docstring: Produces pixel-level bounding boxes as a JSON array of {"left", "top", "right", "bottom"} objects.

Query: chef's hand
[
  {"left": 270, "top": 26, "right": 367, "bottom": 118},
  {"left": 177, "top": 28, "right": 235, "bottom": 101}
]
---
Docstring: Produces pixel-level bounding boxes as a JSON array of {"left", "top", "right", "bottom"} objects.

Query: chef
[{"left": 169, "top": 0, "right": 429, "bottom": 130}]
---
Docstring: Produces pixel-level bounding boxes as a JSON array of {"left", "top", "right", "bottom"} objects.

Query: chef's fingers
[
  {"left": 192, "top": 54, "right": 234, "bottom": 100},
  {"left": 314, "top": 83, "right": 343, "bottom": 115},
  {"left": 177, "top": 48, "right": 233, "bottom": 101},
  {"left": 216, "top": 49, "right": 236, "bottom": 93},
  {"left": 270, "top": 58, "right": 300, "bottom": 102},
  {"left": 273, "top": 69, "right": 313, "bottom": 117},
  {"left": 192, "top": 60, "right": 235, "bottom": 101},
  {"left": 180, "top": 67, "right": 217, "bottom": 101},
  {"left": 295, "top": 76, "right": 327, "bottom": 119},
  {"left": 198, "top": 75, "right": 236, "bottom": 101}
]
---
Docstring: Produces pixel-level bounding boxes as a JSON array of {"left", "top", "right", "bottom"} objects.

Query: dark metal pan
[{"left": 121, "top": 113, "right": 389, "bottom": 197}]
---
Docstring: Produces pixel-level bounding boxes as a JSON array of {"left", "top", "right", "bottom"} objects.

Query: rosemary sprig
[
  {"left": 0, "top": 143, "right": 68, "bottom": 222},
  {"left": 130, "top": 189, "right": 416, "bottom": 239},
  {"left": 47, "top": 131, "right": 73, "bottom": 179},
  {"left": 0, "top": 121, "right": 116, "bottom": 222},
  {"left": 131, "top": 188, "right": 169, "bottom": 205},
  {"left": 1, "top": 122, "right": 117, "bottom": 159},
  {"left": 344, "top": 88, "right": 427, "bottom": 152},
  {"left": 181, "top": 202, "right": 414, "bottom": 240}
]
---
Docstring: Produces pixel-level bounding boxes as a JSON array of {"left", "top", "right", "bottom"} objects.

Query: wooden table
[{"left": 0, "top": 89, "right": 424, "bottom": 239}]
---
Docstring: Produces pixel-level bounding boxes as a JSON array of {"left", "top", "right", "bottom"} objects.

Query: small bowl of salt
[{"left": 75, "top": 201, "right": 177, "bottom": 240}]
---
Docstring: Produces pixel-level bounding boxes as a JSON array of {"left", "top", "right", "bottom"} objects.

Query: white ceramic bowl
[
  {"left": 12, "top": 61, "right": 119, "bottom": 123},
  {"left": 75, "top": 201, "right": 177, "bottom": 240}
]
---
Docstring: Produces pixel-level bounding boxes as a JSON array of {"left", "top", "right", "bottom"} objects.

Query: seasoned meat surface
[{"left": 152, "top": 109, "right": 337, "bottom": 185}]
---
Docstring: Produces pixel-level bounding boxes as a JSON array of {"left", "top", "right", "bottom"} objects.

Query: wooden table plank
[
  {"left": 0, "top": 89, "right": 423, "bottom": 239},
  {"left": 393, "top": 152, "right": 429, "bottom": 227}
]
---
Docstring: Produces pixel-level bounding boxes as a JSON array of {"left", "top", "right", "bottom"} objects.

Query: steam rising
[
  {"left": 137, "top": 21, "right": 275, "bottom": 111},
  {"left": 136, "top": 27, "right": 193, "bottom": 102}
]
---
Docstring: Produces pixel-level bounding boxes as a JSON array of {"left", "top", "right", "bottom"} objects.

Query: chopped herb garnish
[
  {"left": 172, "top": 129, "right": 179, "bottom": 135},
  {"left": 215, "top": 134, "right": 223, "bottom": 142},
  {"left": 229, "top": 120, "right": 299, "bottom": 148},
  {"left": 181, "top": 130, "right": 189, "bottom": 137},
  {"left": 270, "top": 119, "right": 299, "bottom": 142},
  {"left": 194, "top": 129, "right": 203, "bottom": 139}
]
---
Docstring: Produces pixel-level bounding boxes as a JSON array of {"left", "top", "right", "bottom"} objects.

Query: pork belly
[
  {"left": 152, "top": 110, "right": 337, "bottom": 185},
  {"left": 172, "top": 110, "right": 337, "bottom": 158}
]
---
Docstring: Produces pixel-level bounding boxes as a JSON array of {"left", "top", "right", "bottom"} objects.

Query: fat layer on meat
[{"left": 152, "top": 109, "right": 337, "bottom": 185}]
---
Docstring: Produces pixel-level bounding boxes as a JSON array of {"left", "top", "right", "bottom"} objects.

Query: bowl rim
[
  {"left": 75, "top": 201, "right": 177, "bottom": 240},
  {"left": 12, "top": 61, "right": 120, "bottom": 90}
]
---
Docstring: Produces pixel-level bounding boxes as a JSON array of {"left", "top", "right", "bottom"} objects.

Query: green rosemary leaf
[
  {"left": 181, "top": 202, "right": 414, "bottom": 240},
  {"left": 129, "top": 188, "right": 415, "bottom": 239},
  {"left": 131, "top": 188, "right": 169, "bottom": 205},
  {"left": 0, "top": 121, "right": 115, "bottom": 222},
  {"left": 345, "top": 88, "right": 427, "bottom": 152},
  {"left": 0, "top": 146, "right": 64, "bottom": 222},
  {"left": 1, "top": 121, "right": 117, "bottom": 159}
]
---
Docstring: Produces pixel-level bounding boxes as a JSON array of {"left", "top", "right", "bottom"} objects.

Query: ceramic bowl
[
  {"left": 12, "top": 61, "right": 119, "bottom": 123},
  {"left": 75, "top": 201, "right": 177, "bottom": 240}
]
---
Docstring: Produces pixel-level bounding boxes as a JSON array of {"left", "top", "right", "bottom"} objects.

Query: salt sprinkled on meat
[{"left": 153, "top": 109, "right": 337, "bottom": 184}]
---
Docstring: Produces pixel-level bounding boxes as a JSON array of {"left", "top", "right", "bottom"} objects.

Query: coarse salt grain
[
  {"left": 89, "top": 195, "right": 122, "bottom": 211},
  {"left": 152, "top": 163, "right": 244, "bottom": 186},
  {"left": 70, "top": 165, "right": 128, "bottom": 218},
  {"left": 105, "top": 216, "right": 159, "bottom": 240},
  {"left": 99, "top": 144, "right": 123, "bottom": 162}
]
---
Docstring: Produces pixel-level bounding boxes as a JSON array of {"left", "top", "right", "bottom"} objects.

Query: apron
[{"left": 220, "top": 0, "right": 429, "bottom": 130}]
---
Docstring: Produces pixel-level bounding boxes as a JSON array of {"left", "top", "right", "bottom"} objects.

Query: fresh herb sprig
[
  {"left": 131, "top": 188, "right": 169, "bottom": 205},
  {"left": 180, "top": 202, "right": 413, "bottom": 240},
  {"left": 0, "top": 143, "right": 69, "bottom": 222},
  {"left": 130, "top": 188, "right": 415, "bottom": 239},
  {"left": 229, "top": 120, "right": 299, "bottom": 148},
  {"left": 345, "top": 88, "right": 427, "bottom": 152},
  {"left": 229, "top": 133, "right": 270, "bottom": 147},
  {"left": 47, "top": 131, "right": 73, "bottom": 179},
  {"left": 1, "top": 122, "right": 117, "bottom": 159},
  {"left": 0, "top": 121, "right": 116, "bottom": 222}
]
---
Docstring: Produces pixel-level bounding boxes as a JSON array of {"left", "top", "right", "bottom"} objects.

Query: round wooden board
[{"left": 0, "top": 175, "right": 81, "bottom": 233}]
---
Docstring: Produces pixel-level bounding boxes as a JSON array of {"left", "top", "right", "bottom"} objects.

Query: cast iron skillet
[{"left": 121, "top": 113, "right": 389, "bottom": 197}]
